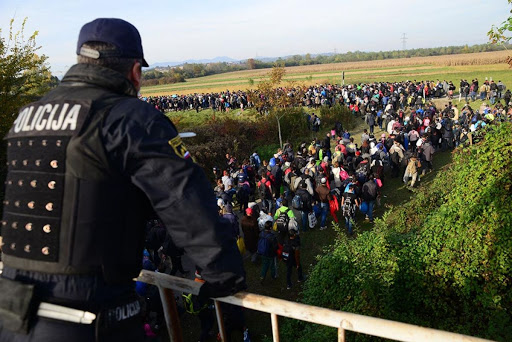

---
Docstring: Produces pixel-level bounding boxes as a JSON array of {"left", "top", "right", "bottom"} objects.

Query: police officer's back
[{"left": 0, "top": 18, "right": 245, "bottom": 341}]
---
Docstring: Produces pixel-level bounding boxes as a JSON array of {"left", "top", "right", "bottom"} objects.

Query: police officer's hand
[{"left": 198, "top": 277, "right": 247, "bottom": 301}]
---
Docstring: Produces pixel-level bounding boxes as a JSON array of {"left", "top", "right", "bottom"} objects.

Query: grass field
[{"left": 141, "top": 50, "right": 511, "bottom": 96}]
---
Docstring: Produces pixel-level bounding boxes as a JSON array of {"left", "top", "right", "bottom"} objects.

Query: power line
[{"left": 401, "top": 33, "right": 408, "bottom": 50}]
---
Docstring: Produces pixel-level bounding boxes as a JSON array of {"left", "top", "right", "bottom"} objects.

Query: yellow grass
[{"left": 141, "top": 50, "right": 511, "bottom": 96}]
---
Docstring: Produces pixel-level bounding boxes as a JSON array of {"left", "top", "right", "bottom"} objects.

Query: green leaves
[
  {"left": 288, "top": 123, "right": 512, "bottom": 341},
  {"left": 0, "top": 17, "right": 54, "bottom": 218}
]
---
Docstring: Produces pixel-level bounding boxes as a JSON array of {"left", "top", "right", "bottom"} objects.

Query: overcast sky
[{"left": 0, "top": 0, "right": 509, "bottom": 77}]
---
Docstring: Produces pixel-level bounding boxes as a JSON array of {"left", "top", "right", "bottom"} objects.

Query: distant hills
[
  {"left": 151, "top": 56, "right": 238, "bottom": 68},
  {"left": 149, "top": 53, "right": 337, "bottom": 69}
]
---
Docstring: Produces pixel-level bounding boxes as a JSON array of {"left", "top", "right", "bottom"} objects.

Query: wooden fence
[{"left": 136, "top": 270, "right": 494, "bottom": 342}]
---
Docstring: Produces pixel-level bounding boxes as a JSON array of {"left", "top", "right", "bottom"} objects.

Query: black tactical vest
[{"left": 2, "top": 81, "right": 150, "bottom": 284}]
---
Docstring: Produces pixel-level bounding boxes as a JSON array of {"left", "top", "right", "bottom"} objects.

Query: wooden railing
[{"left": 136, "top": 270, "right": 494, "bottom": 342}]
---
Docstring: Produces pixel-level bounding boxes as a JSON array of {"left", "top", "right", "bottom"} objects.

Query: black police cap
[{"left": 77, "top": 18, "right": 149, "bottom": 67}]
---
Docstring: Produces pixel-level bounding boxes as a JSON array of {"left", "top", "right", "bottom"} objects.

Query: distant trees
[
  {"left": 247, "top": 58, "right": 256, "bottom": 69},
  {"left": 142, "top": 42, "right": 511, "bottom": 86}
]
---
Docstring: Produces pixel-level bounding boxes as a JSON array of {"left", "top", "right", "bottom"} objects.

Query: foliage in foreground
[
  {"left": 284, "top": 122, "right": 512, "bottom": 341},
  {"left": 0, "top": 18, "right": 56, "bottom": 217}
]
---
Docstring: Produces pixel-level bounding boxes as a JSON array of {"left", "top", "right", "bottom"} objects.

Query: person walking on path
[
  {"left": 315, "top": 178, "right": 332, "bottom": 230},
  {"left": 241, "top": 207, "right": 259, "bottom": 263},
  {"left": 257, "top": 221, "right": 278, "bottom": 284},
  {"left": 283, "top": 230, "right": 304, "bottom": 290}
]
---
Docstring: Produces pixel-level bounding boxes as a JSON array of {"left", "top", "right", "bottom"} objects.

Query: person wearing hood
[{"left": 241, "top": 208, "right": 259, "bottom": 263}]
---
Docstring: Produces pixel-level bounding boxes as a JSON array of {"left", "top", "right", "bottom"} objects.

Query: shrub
[
  {"left": 179, "top": 106, "right": 358, "bottom": 180},
  {"left": 319, "top": 104, "right": 357, "bottom": 132},
  {"left": 286, "top": 122, "right": 512, "bottom": 341}
]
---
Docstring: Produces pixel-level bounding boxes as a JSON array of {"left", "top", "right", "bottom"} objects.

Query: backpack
[
  {"left": 342, "top": 194, "right": 356, "bottom": 217},
  {"left": 288, "top": 217, "right": 299, "bottom": 233},
  {"left": 363, "top": 181, "right": 377, "bottom": 200},
  {"left": 289, "top": 174, "right": 298, "bottom": 192},
  {"left": 259, "top": 181, "right": 271, "bottom": 200},
  {"left": 298, "top": 176, "right": 308, "bottom": 190},
  {"left": 292, "top": 194, "right": 303, "bottom": 210},
  {"left": 339, "top": 169, "right": 349, "bottom": 181},
  {"left": 236, "top": 185, "right": 249, "bottom": 203},
  {"left": 281, "top": 243, "right": 292, "bottom": 262},
  {"left": 257, "top": 232, "right": 276, "bottom": 257},
  {"left": 275, "top": 209, "right": 291, "bottom": 233},
  {"left": 390, "top": 151, "right": 400, "bottom": 164}
]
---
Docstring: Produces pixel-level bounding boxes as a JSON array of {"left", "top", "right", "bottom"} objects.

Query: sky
[{"left": 0, "top": 0, "right": 509, "bottom": 77}]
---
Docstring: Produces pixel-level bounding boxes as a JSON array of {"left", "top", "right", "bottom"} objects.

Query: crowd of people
[
  {"left": 141, "top": 78, "right": 511, "bottom": 116},
  {"left": 136, "top": 77, "right": 511, "bottom": 341}
]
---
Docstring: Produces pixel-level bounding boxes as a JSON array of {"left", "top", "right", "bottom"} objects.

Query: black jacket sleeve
[{"left": 102, "top": 98, "right": 245, "bottom": 294}]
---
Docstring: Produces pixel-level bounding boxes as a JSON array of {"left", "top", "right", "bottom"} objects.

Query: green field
[{"left": 141, "top": 51, "right": 511, "bottom": 96}]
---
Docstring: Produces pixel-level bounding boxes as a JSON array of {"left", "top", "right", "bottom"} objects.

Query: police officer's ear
[{"left": 128, "top": 60, "right": 142, "bottom": 92}]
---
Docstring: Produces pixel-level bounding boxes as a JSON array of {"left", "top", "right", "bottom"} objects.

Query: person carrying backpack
[
  {"left": 341, "top": 184, "right": 360, "bottom": 236},
  {"left": 257, "top": 221, "right": 278, "bottom": 283},
  {"left": 295, "top": 182, "right": 313, "bottom": 231},
  {"left": 294, "top": 168, "right": 314, "bottom": 196},
  {"left": 403, "top": 154, "right": 422, "bottom": 188},
  {"left": 241, "top": 207, "right": 260, "bottom": 263},
  {"left": 361, "top": 174, "right": 378, "bottom": 223},
  {"left": 273, "top": 199, "right": 296, "bottom": 244},
  {"left": 236, "top": 174, "right": 251, "bottom": 212},
  {"left": 315, "top": 178, "right": 332, "bottom": 230},
  {"left": 282, "top": 230, "right": 304, "bottom": 290},
  {"left": 258, "top": 174, "right": 273, "bottom": 214},
  {"left": 271, "top": 159, "right": 284, "bottom": 199}
]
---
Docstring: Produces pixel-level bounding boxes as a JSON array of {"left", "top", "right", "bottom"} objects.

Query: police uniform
[{"left": 0, "top": 18, "right": 245, "bottom": 342}]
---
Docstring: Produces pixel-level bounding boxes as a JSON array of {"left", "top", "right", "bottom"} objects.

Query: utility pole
[{"left": 401, "top": 33, "right": 408, "bottom": 50}]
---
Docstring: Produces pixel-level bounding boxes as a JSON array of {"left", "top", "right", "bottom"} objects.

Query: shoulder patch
[{"left": 168, "top": 135, "right": 191, "bottom": 159}]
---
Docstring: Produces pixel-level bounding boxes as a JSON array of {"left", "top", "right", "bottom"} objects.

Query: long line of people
[{"left": 141, "top": 78, "right": 511, "bottom": 117}]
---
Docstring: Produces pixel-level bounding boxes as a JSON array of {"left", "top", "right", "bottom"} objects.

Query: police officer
[{"left": 0, "top": 18, "right": 245, "bottom": 341}]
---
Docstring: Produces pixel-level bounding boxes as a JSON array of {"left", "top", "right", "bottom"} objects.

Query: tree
[
  {"left": 488, "top": 0, "right": 512, "bottom": 66},
  {"left": 247, "top": 58, "right": 256, "bottom": 70},
  {"left": 0, "top": 18, "right": 53, "bottom": 217},
  {"left": 1, "top": 18, "right": 53, "bottom": 135},
  {"left": 248, "top": 65, "right": 305, "bottom": 148}
]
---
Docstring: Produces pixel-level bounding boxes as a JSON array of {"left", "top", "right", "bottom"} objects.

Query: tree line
[{"left": 142, "top": 43, "right": 511, "bottom": 87}]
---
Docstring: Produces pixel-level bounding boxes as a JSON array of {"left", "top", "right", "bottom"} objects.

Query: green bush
[
  {"left": 286, "top": 122, "right": 512, "bottom": 341},
  {"left": 319, "top": 104, "right": 358, "bottom": 133},
  {"left": 180, "top": 106, "right": 358, "bottom": 179}
]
